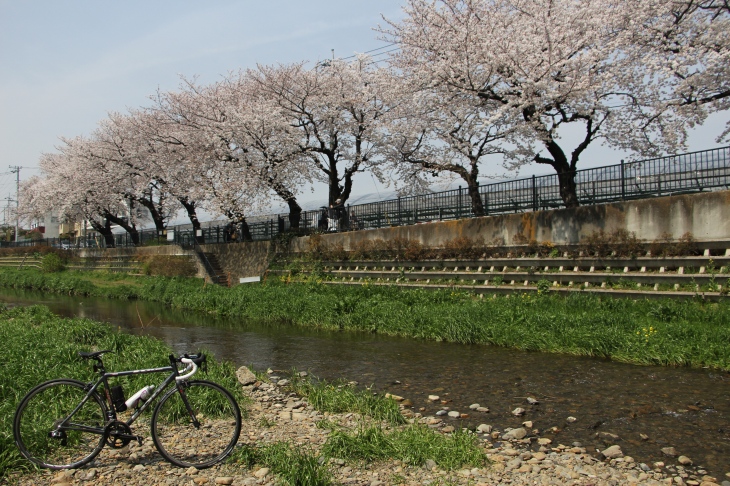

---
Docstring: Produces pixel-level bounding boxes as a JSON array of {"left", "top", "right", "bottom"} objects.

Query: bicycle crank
[{"left": 104, "top": 421, "right": 143, "bottom": 448}]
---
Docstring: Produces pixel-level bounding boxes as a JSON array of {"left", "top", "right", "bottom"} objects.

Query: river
[{"left": 2, "top": 288, "right": 728, "bottom": 477}]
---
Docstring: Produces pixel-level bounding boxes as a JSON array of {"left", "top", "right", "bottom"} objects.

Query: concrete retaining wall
[
  {"left": 200, "top": 241, "right": 272, "bottom": 282},
  {"left": 71, "top": 191, "right": 730, "bottom": 282},
  {"left": 291, "top": 190, "right": 730, "bottom": 252}
]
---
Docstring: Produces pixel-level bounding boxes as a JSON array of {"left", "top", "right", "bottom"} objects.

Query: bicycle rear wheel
[
  {"left": 151, "top": 380, "right": 241, "bottom": 468},
  {"left": 13, "top": 379, "right": 107, "bottom": 469}
]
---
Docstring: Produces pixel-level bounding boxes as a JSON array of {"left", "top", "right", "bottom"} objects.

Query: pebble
[
  {"left": 447, "top": 410, "right": 460, "bottom": 418},
  {"left": 476, "top": 424, "right": 492, "bottom": 433},
  {"left": 678, "top": 456, "right": 693, "bottom": 465},
  {"left": 511, "top": 407, "right": 525, "bottom": 416},
  {"left": 601, "top": 445, "right": 623, "bottom": 459},
  {"left": 428, "top": 395, "right": 440, "bottom": 401},
  {"left": 10, "top": 371, "right": 703, "bottom": 486},
  {"left": 566, "top": 416, "right": 577, "bottom": 423},
  {"left": 502, "top": 427, "right": 527, "bottom": 440},
  {"left": 663, "top": 447, "right": 679, "bottom": 457},
  {"left": 236, "top": 366, "right": 257, "bottom": 386}
]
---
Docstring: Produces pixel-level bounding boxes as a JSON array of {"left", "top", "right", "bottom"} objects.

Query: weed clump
[
  {"left": 288, "top": 375, "right": 405, "bottom": 426},
  {"left": 321, "top": 425, "right": 488, "bottom": 470},
  {"left": 40, "top": 253, "right": 65, "bottom": 273},
  {"left": 138, "top": 255, "right": 197, "bottom": 277}
]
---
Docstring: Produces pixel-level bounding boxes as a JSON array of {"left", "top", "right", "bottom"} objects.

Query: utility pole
[
  {"left": 3, "top": 196, "right": 13, "bottom": 224},
  {"left": 9, "top": 166, "right": 20, "bottom": 243}
]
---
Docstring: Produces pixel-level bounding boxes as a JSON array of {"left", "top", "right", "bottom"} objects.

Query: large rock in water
[
  {"left": 502, "top": 427, "right": 527, "bottom": 440},
  {"left": 601, "top": 445, "right": 623, "bottom": 459},
  {"left": 236, "top": 366, "right": 257, "bottom": 386}
]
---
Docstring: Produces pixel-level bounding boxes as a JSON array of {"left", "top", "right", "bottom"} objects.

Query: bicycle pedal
[{"left": 136, "top": 436, "right": 143, "bottom": 446}]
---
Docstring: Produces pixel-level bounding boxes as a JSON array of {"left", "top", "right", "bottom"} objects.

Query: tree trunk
[
  {"left": 179, "top": 198, "right": 203, "bottom": 243},
  {"left": 286, "top": 198, "right": 302, "bottom": 230},
  {"left": 137, "top": 197, "right": 166, "bottom": 233},
  {"left": 466, "top": 180, "right": 486, "bottom": 217},
  {"left": 105, "top": 213, "right": 140, "bottom": 246},
  {"left": 533, "top": 142, "right": 580, "bottom": 209},
  {"left": 240, "top": 218, "right": 252, "bottom": 242},
  {"left": 557, "top": 169, "right": 579, "bottom": 208},
  {"left": 89, "top": 218, "right": 116, "bottom": 248}
]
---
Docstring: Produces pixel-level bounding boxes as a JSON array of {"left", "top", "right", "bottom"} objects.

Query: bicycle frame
[{"left": 60, "top": 355, "right": 193, "bottom": 440}]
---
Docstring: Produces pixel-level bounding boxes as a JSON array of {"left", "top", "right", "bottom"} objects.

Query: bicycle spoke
[
  {"left": 151, "top": 381, "right": 240, "bottom": 468},
  {"left": 14, "top": 380, "right": 106, "bottom": 469}
]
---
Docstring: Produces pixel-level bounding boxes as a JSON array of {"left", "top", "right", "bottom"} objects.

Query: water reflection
[{"left": 1, "top": 289, "right": 728, "bottom": 475}]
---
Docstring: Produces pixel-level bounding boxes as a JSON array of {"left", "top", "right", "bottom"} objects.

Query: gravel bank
[{"left": 5, "top": 370, "right": 728, "bottom": 486}]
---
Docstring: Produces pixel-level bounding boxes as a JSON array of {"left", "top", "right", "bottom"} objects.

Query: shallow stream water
[{"left": 2, "top": 288, "right": 728, "bottom": 477}]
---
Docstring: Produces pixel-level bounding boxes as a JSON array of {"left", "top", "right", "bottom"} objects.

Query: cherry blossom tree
[
  {"left": 151, "top": 80, "right": 271, "bottom": 240},
  {"left": 249, "top": 57, "right": 388, "bottom": 206},
  {"left": 380, "top": 68, "right": 531, "bottom": 216},
  {"left": 382, "top": 0, "right": 729, "bottom": 208},
  {"left": 620, "top": 0, "right": 730, "bottom": 142},
  {"left": 90, "top": 112, "right": 176, "bottom": 236},
  {"left": 200, "top": 74, "right": 313, "bottom": 230},
  {"left": 24, "top": 149, "right": 132, "bottom": 247}
]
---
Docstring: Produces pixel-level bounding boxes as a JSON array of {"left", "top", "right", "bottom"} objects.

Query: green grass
[
  {"left": 288, "top": 375, "right": 406, "bottom": 426},
  {"left": 0, "top": 268, "right": 729, "bottom": 370},
  {"left": 231, "top": 442, "right": 332, "bottom": 486},
  {"left": 0, "top": 304, "right": 246, "bottom": 479},
  {"left": 321, "top": 424, "right": 488, "bottom": 470}
]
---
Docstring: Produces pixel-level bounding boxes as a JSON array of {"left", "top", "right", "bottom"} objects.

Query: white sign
[{"left": 239, "top": 276, "right": 261, "bottom": 284}]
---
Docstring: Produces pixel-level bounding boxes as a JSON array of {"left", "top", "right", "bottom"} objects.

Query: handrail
[
  {"left": 192, "top": 240, "right": 219, "bottom": 283},
  {"left": 19, "top": 145, "right": 730, "bottom": 249}
]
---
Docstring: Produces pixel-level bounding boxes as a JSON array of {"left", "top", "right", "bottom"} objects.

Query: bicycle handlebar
[{"left": 175, "top": 353, "right": 206, "bottom": 382}]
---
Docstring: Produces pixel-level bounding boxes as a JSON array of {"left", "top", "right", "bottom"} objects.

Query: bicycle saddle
[{"left": 78, "top": 350, "right": 113, "bottom": 359}]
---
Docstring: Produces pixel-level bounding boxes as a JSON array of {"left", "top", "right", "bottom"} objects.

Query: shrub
[
  {"left": 442, "top": 236, "right": 485, "bottom": 259},
  {"left": 581, "top": 229, "right": 644, "bottom": 258},
  {"left": 40, "top": 253, "right": 65, "bottom": 273}
]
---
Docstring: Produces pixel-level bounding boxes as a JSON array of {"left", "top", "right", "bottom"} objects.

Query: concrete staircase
[
  {"left": 269, "top": 249, "right": 730, "bottom": 301},
  {"left": 198, "top": 252, "right": 229, "bottom": 286}
]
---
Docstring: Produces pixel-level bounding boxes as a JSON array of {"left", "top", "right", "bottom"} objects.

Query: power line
[{"left": 339, "top": 43, "right": 399, "bottom": 61}]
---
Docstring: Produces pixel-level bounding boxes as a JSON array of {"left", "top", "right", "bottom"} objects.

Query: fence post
[
  {"left": 620, "top": 159, "right": 626, "bottom": 201},
  {"left": 532, "top": 175, "right": 537, "bottom": 211},
  {"left": 397, "top": 197, "right": 402, "bottom": 226},
  {"left": 458, "top": 186, "right": 463, "bottom": 218},
  {"left": 484, "top": 185, "right": 489, "bottom": 215}
]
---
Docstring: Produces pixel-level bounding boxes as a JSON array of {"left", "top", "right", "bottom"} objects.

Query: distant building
[{"left": 30, "top": 211, "right": 61, "bottom": 238}]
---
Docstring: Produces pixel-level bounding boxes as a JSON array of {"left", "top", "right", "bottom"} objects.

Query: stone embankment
[{"left": 8, "top": 368, "right": 729, "bottom": 486}]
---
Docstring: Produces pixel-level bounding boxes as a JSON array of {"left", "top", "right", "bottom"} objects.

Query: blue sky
[
  {"left": 0, "top": 0, "right": 728, "bottom": 223},
  {"left": 0, "top": 0, "right": 403, "bottom": 220}
]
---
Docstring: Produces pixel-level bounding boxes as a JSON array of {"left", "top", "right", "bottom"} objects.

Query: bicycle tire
[
  {"left": 13, "top": 379, "right": 107, "bottom": 469},
  {"left": 151, "top": 380, "right": 241, "bottom": 468}
]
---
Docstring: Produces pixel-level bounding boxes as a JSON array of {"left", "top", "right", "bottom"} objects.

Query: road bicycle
[{"left": 13, "top": 350, "right": 242, "bottom": 470}]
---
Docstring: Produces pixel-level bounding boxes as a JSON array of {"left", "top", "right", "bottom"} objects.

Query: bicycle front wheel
[
  {"left": 151, "top": 380, "right": 241, "bottom": 468},
  {"left": 13, "top": 379, "right": 107, "bottom": 469}
]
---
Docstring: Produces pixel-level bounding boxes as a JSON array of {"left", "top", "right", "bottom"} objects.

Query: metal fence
[{"left": 9, "top": 146, "right": 730, "bottom": 249}]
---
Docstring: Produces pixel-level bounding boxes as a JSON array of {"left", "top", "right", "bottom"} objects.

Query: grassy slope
[
  {"left": 0, "top": 304, "right": 244, "bottom": 478},
  {"left": 0, "top": 269, "right": 728, "bottom": 370}
]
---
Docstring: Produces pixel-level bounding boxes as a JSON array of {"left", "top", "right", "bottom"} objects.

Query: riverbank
[
  {"left": 0, "top": 269, "right": 728, "bottom": 371},
  {"left": 2, "top": 306, "right": 727, "bottom": 485},
  {"left": 8, "top": 366, "right": 725, "bottom": 486}
]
